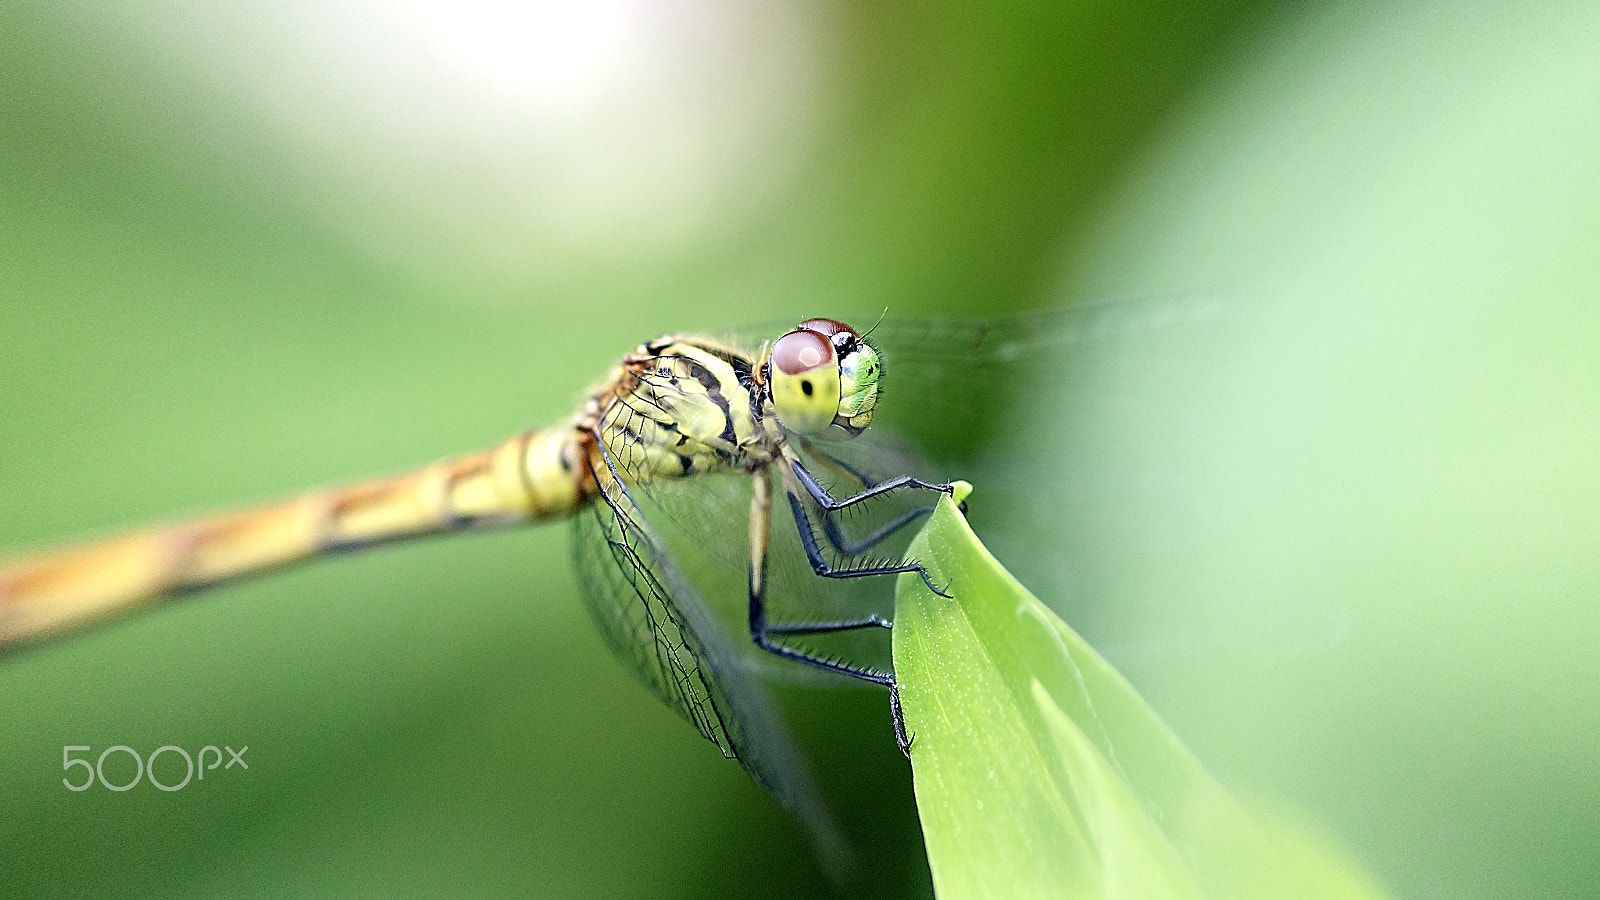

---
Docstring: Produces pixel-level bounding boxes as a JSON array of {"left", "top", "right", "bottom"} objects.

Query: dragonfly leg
[
  {"left": 790, "top": 456, "right": 952, "bottom": 512},
  {"left": 818, "top": 506, "right": 934, "bottom": 557},
  {"left": 748, "top": 609, "right": 895, "bottom": 688},
  {"left": 789, "top": 451, "right": 946, "bottom": 555},
  {"left": 765, "top": 614, "right": 892, "bottom": 635},
  {"left": 798, "top": 444, "right": 881, "bottom": 489},
  {"left": 890, "top": 681, "right": 913, "bottom": 756},
  {"left": 786, "top": 492, "right": 951, "bottom": 598},
  {"left": 747, "top": 471, "right": 895, "bottom": 686}
]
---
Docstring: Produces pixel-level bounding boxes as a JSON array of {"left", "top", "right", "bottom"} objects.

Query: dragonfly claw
[
  {"left": 916, "top": 565, "right": 953, "bottom": 599},
  {"left": 890, "top": 682, "right": 914, "bottom": 757}
]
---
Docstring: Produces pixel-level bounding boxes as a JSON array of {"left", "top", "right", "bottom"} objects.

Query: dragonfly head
[{"left": 767, "top": 318, "right": 880, "bottom": 441}]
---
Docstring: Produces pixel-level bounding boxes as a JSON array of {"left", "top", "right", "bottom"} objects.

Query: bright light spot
[
  {"left": 399, "top": 0, "right": 633, "bottom": 109},
  {"left": 109, "top": 0, "right": 822, "bottom": 296}
]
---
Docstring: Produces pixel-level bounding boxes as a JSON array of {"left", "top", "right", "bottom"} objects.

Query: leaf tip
[{"left": 949, "top": 480, "right": 973, "bottom": 505}]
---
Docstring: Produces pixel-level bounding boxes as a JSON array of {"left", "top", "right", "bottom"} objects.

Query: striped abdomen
[{"left": 0, "top": 427, "right": 587, "bottom": 649}]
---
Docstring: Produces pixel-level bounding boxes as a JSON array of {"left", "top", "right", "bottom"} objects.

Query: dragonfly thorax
[
  {"left": 586, "top": 318, "right": 880, "bottom": 487},
  {"left": 591, "top": 335, "right": 773, "bottom": 482}
]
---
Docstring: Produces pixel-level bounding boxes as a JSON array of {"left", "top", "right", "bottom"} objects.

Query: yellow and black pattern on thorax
[{"left": 594, "top": 335, "right": 775, "bottom": 482}]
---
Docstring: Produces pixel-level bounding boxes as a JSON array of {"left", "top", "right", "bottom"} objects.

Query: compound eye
[
  {"left": 795, "top": 317, "right": 852, "bottom": 339},
  {"left": 770, "top": 328, "right": 842, "bottom": 436},
  {"left": 796, "top": 317, "right": 863, "bottom": 351},
  {"left": 772, "top": 328, "right": 835, "bottom": 377}
]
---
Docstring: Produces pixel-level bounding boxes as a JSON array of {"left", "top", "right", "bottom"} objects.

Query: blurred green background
[{"left": 4, "top": 1, "right": 1600, "bottom": 897}]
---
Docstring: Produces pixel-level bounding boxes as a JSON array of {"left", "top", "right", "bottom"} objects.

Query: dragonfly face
[{"left": 765, "top": 318, "right": 880, "bottom": 440}]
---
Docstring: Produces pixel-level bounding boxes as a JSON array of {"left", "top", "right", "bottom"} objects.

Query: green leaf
[{"left": 893, "top": 489, "right": 1387, "bottom": 900}]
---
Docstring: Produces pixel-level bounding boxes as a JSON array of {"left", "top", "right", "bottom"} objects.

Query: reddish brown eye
[
  {"left": 796, "top": 318, "right": 856, "bottom": 340},
  {"left": 772, "top": 329, "right": 835, "bottom": 375}
]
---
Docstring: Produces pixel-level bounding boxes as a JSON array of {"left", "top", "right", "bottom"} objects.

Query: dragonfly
[
  {"left": 0, "top": 298, "right": 1215, "bottom": 836},
  {"left": 0, "top": 315, "right": 976, "bottom": 822}
]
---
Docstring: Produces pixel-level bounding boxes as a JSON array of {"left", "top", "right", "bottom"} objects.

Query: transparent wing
[
  {"left": 573, "top": 476, "right": 732, "bottom": 753},
  {"left": 570, "top": 440, "right": 847, "bottom": 862},
  {"left": 865, "top": 293, "right": 1232, "bottom": 465},
  {"left": 705, "top": 293, "right": 1230, "bottom": 468}
]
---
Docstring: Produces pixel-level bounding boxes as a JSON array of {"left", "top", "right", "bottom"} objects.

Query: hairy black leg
[
  {"left": 747, "top": 467, "right": 941, "bottom": 754},
  {"left": 748, "top": 581, "right": 893, "bottom": 686},
  {"left": 787, "top": 492, "right": 950, "bottom": 598},
  {"left": 796, "top": 445, "right": 915, "bottom": 554},
  {"left": 790, "top": 454, "right": 947, "bottom": 556},
  {"left": 818, "top": 506, "right": 935, "bottom": 557},
  {"left": 791, "top": 457, "right": 951, "bottom": 512},
  {"left": 750, "top": 599, "right": 913, "bottom": 755},
  {"left": 890, "top": 682, "right": 912, "bottom": 756},
  {"left": 747, "top": 472, "right": 895, "bottom": 688},
  {"left": 798, "top": 445, "right": 879, "bottom": 488},
  {"left": 748, "top": 601, "right": 895, "bottom": 686},
  {"left": 765, "top": 614, "right": 892, "bottom": 635}
]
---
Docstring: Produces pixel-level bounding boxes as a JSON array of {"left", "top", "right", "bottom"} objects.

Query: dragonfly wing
[
  {"left": 866, "top": 294, "right": 1233, "bottom": 463},
  {"left": 571, "top": 447, "right": 847, "bottom": 863},
  {"left": 573, "top": 480, "right": 733, "bottom": 755},
  {"left": 706, "top": 295, "right": 1231, "bottom": 470}
]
